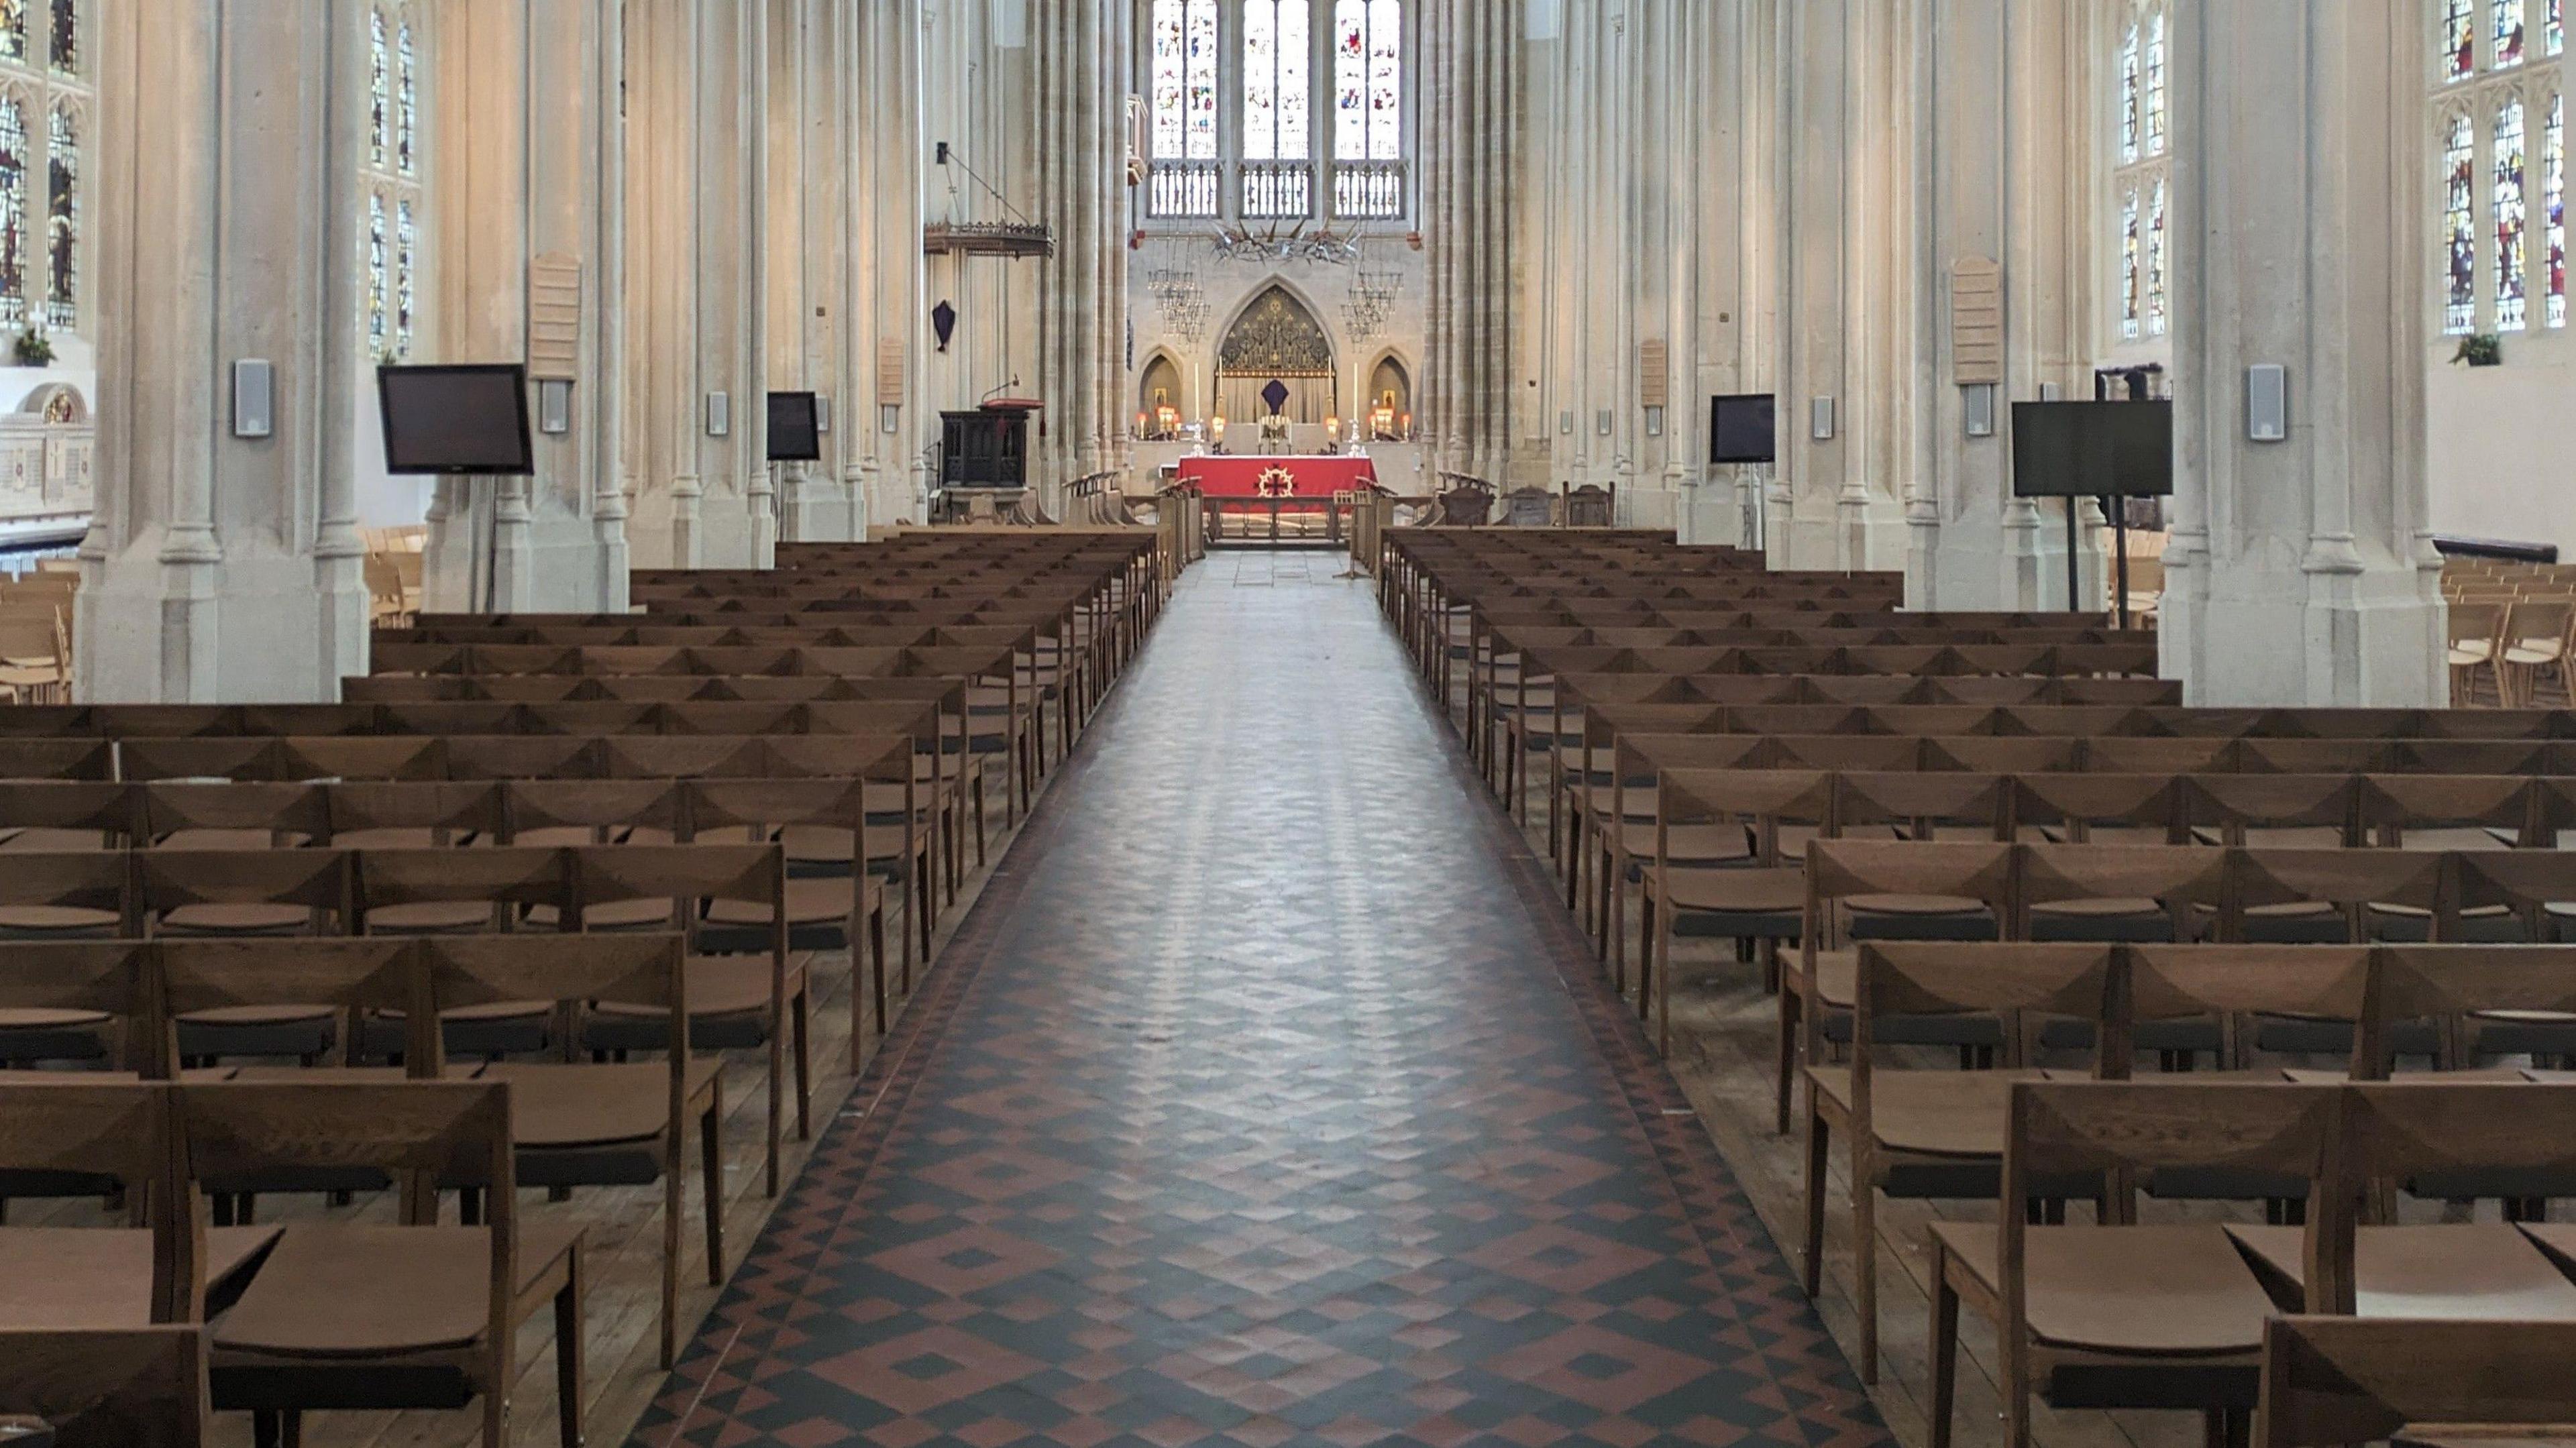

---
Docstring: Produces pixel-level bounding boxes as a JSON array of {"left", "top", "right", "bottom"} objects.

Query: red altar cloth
[{"left": 1171, "top": 455, "right": 1379, "bottom": 499}]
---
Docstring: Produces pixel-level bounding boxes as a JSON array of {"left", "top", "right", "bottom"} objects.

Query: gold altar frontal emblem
[{"left": 1255, "top": 465, "right": 1297, "bottom": 498}]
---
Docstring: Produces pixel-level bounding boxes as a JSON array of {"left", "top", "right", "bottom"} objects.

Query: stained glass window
[
  {"left": 1242, "top": 1, "right": 1275, "bottom": 161},
  {"left": 2447, "top": 110, "right": 2479, "bottom": 333},
  {"left": 1185, "top": 0, "right": 1216, "bottom": 158},
  {"left": 2550, "top": 93, "right": 2567, "bottom": 325},
  {"left": 396, "top": 20, "right": 415, "bottom": 175},
  {"left": 2554, "top": 0, "right": 2566, "bottom": 56},
  {"left": 367, "top": 193, "right": 387, "bottom": 356},
  {"left": 0, "top": 99, "right": 22, "bottom": 321},
  {"left": 2146, "top": 180, "right": 2168, "bottom": 336},
  {"left": 0, "top": 2, "right": 21, "bottom": 64},
  {"left": 2446, "top": 0, "right": 2478, "bottom": 80},
  {"left": 1332, "top": 0, "right": 1401, "bottom": 162},
  {"left": 2497, "top": 0, "right": 2526, "bottom": 66},
  {"left": 394, "top": 198, "right": 415, "bottom": 359},
  {"left": 369, "top": 11, "right": 388, "bottom": 170},
  {"left": 42, "top": 101, "right": 69, "bottom": 329},
  {"left": 1242, "top": 1, "right": 1307, "bottom": 162},
  {"left": 1151, "top": 0, "right": 1186, "bottom": 158},
  {"left": 2121, "top": 191, "right": 2141, "bottom": 341},
  {"left": 2118, "top": 22, "right": 2140, "bottom": 164},
  {"left": 2144, "top": 12, "right": 2166, "bottom": 156},
  {"left": 2499, "top": 97, "right": 2530, "bottom": 329},
  {"left": 43, "top": 0, "right": 66, "bottom": 74}
]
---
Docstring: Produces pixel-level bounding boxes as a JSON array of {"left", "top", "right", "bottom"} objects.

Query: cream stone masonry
[
  {"left": 2159, "top": 0, "right": 2445, "bottom": 706},
  {"left": 420, "top": 0, "right": 631, "bottom": 616},
  {"left": 77, "top": 0, "right": 370, "bottom": 702}
]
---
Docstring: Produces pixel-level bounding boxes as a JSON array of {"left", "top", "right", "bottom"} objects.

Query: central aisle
[{"left": 637, "top": 551, "right": 1892, "bottom": 1448}]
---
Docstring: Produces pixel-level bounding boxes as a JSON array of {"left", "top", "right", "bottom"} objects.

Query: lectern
[{"left": 938, "top": 400, "right": 1041, "bottom": 489}]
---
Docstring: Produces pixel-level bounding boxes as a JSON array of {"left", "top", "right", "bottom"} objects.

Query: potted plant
[
  {"left": 2453, "top": 331, "right": 2504, "bottom": 367},
  {"left": 12, "top": 326, "right": 52, "bottom": 368}
]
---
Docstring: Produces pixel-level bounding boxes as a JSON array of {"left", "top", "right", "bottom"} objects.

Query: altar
[{"left": 1171, "top": 455, "right": 1379, "bottom": 502}]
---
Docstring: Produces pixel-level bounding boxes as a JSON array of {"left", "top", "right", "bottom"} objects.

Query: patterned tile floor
[{"left": 631, "top": 552, "right": 1894, "bottom": 1448}]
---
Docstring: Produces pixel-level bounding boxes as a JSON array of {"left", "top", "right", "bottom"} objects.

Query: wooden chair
[
  {"left": 2500, "top": 596, "right": 2575, "bottom": 706},
  {"left": 1433, "top": 481, "right": 1493, "bottom": 527},
  {"left": 1803, "top": 941, "right": 2120, "bottom": 1383},
  {"left": 1501, "top": 486, "right": 1556, "bottom": 528},
  {"left": 0, "top": 603, "right": 68, "bottom": 704},
  {"left": 184, "top": 1078, "right": 582, "bottom": 1448},
  {"left": 1928, "top": 1079, "right": 2345, "bottom": 1448},
  {"left": 690, "top": 776, "right": 890, "bottom": 1061},
  {"left": 568, "top": 841, "right": 804, "bottom": 1194},
  {"left": 2448, "top": 600, "right": 2508, "bottom": 704},
  {"left": 136, "top": 848, "right": 352, "bottom": 1066},
  {"left": 2255, "top": 1316, "right": 2576, "bottom": 1448},
  {"left": 0, "top": 1325, "right": 210, "bottom": 1448},
  {"left": 421, "top": 932, "right": 714, "bottom": 1371},
  {"left": 1562, "top": 482, "right": 1614, "bottom": 528},
  {"left": 0, "top": 1080, "right": 208, "bottom": 1325},
  {"left": 2226, "top": 1082, "right": 2576, "bottom": 1327}
]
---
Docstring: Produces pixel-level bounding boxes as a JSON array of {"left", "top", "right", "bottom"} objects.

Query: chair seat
[
  {"left": 1933, "top": 1220, "right": 2275, "bottom": 1356},
  {"left": 0, "top": 905, "right": 119, "bottom": 934},
  {"left": 0, "top": 1006, "right": 110, "bottom": 1029},
  {"left": 1807, "top": 1067, "right": 2041, "bottom": 1158},
  {"left": 594, "top": 954, "right": 782, "bottom": 1021},
  {"left": 0, "top": 1225, "right": 280, "bottom": 1329},
  {"left": 364, "top": 899, "right": 499, "bottom": 933},
  {"left": 2031, "top": 897, "right": 2165, "bottom": 918},
  {"left": 1663, "top": 866, "right": 1804, "bottom": 914},
  {"left": 176, "top": 1004, "right": 337, "bottom": 1027},
  {"left": 2228, "top": 1223, "right": 2576, "bottom": 1320},
  {"left": 1617, "top": 822, "right": 1751, "bottom": 866},
  {"left": 213, "top": 1219, "right": 582, "bottom": 1358},
  {"left": 160, "top": 903, "right": 315, "bottom": 934},
  {"left": 1845, "top": 893, "right": 1987, "bottom": 917},
  {"left": 0, "top": 828, "right": 109, "bottom": 850},
  {"left": 2449, "top": 644, "right": 2496, "bottom": 665},
  {"left": 2503, "top": 644, "right": 2566, "bottom": 665},
  {"left": 527, "top": 897, "right": 677, "bottom": 931},
  {"left": 704, "top": 874, "right": 876, "bottom": 928},
  {"left": 481, "top": 1057, "right": 725, "bottom": 1148}
]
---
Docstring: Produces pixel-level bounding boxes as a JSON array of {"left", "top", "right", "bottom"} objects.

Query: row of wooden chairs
[
  {"left": 4, "top": 1076, "right": 576, "bottom": 1446},
  {"left": 1816, "top": 940, "right": 2576, "bottom": 1396}
]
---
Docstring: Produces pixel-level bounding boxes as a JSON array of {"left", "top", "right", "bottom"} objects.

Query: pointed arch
[
  {"left": 1137, "top": 347, "right": 1189, "bottom": 433},
  {"left": 1215, "top": 283, "right": 1337, "bottom": 426}
]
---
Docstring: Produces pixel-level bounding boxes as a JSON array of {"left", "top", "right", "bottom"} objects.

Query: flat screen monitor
[
  {"left": 376, "top": 364, "right": 533, "bottom": 476},
  {"left": 767, "top": 391, "right": 822, "bottom": 463},
  {"left": 2009, "top": 400, "right": 2174, "bottom": 498},
  {"left": 1710, "top": 393, "right": 1776, "bottom": 465}
]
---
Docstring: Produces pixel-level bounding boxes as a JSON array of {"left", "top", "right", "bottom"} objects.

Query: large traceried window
[
  {"left": 1240, "top": 0, "right": 1310, "bottom": 217},
  {"left": 1332, "top": 0, "right": 1403, "bottom": 217},
  {"left": 1146, "top": 0, "right": 1220, "bottom": 218},
  {"left": 0, "top": 0, "right": 80, "bottom": 336},
  {"left": 2434, "top": 2, "right": 2563, "bottom": 335},
  {"left": 2109, "top": 2, "right": 2169, "bottom": 345},
  {"left": 363, "top": 2, "right": 425, "bottom": 361},
  {"left": 1140, "top": 0, "right": 1409, "bottom": 227},
  {"left": 2448, "top": 108, "right": 2481, "bottom": 333}
]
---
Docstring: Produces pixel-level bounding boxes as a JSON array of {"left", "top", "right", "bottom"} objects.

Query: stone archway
[{"left": 1215, "top": 285, "right": 1336, "bottom": 427}]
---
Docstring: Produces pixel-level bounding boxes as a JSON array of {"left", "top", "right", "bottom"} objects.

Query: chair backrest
[
  {"left": 0, "top": 940, "right": 152, "bottom": 1068},
  {"left": 2344, "top": 1080, "right": 2576, "bottom": 1223},
  {"left": 1845, "top": 943, "right": 2120, "bottom": 1082},
  {"left": 352, "top": 843, "right": 570, "bottom": 930},
  {"left": 0, "top": 1082, "right": 189, "bottom": 1321},
  {"left": 2127, "top": 944, "right": 2377, "bottom": 1072},
  {"left": 2448, "top": 600, "right": 2504, "bottom": 645},
  {"left": 2255, "top": 1316, "right": 2576, "bottom": 1448},
  {"left": 417, "top": 934, "right": 687, "bottom": 1074},
  {"left": 1502, "top": 488, "right": 1555, "bottom": 528},
  {"left": 150, "top": 937, "right": 418, "bottom": 1074},
  {"left": 0, "top": 1325, "right": 209, "bottom": 1448},
  {"left": 1563, "top": 484, "right": 1613, "bottom": 528},
  {"left": 133, "top": 848, "right": 348, "bottom": 934}
]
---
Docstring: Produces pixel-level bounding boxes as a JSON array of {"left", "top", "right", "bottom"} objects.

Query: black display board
[
  {"left": 376, "top": 364, "right": 533, "bottom": 476},
  {"left": 1709, "top": 393, "right": 1777, "bottom": 465},
  {"left": 767, "top": 392, "right": 822, "bottom": 462}
]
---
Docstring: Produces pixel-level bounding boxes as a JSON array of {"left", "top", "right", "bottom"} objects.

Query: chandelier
[
  {"left": 1341, "top": 268, "right": 1402, "bottom": 340},
  {"left": 1209, "top": 223, "right": 1368, "bottom": 267}
]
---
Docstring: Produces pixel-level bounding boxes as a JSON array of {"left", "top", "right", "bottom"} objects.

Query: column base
[
  {"left": 2161, "top": 549, "right": 2444, "bottom": 706},
  {"left": 74, "top": 542, "right": 368, "bottom": 704}
]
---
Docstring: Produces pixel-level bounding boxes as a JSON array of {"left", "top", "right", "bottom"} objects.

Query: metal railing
[
  {"left": 1240, "top": 162, "right": 1314, "bottom": 220},
  {"left": 1332, "top": 160, "right": 1407, "bottom": 220},
  {"left": 1148, "top": 160, "right": 1222, "bottom": 220}
]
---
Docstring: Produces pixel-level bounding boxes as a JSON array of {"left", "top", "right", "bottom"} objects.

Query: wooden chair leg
[
  {"left": 1802, "top": 1109, "right": 1830, "bottom": 1296},
  {"left": 1775, "top": 987, "right": 1802, "bottom": 1135},
  {"left": 1929, "top": 1253, "right": 1961, "bottom": 1448},
  {"left": 792, "top": 985, "right": 812, "bottom": 1141},
  {"left": 557, "top": 1245, "right": 587, "bottom": 1447},
  {"left": 1854, "top": 1174, "right": 1879, "bottom": 1384},
  {"left": 700, "top": 1096, "right": 726, "bottom": 1286}
]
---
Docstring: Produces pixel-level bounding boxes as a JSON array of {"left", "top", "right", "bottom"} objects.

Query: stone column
[
  {"left": 846, "top": 1, "right": 926, "bottom": 532},
  {"left": 420, "top": 0, "right": 630, "bottom": 616},
  {"left": 1423, "top": 0, "right": 1519, "bottom": 485},
  {"left": 76, "top": 0, "right": 369, "bottom": 702},
  {"left": 1032, "top": 0, "right": 1126, "bottom": 514},
  {"left": 769, "top": 0, "right": 857, "bottom": 543},
  {"left": 2159, "top": 0, "right": 2443, "bottom": 704},
  {"left": 1772, "top": 0, "right": 1911, "bottom": 571},
  {"left": 1902, "top": 0, "right": 2098, "bottom": 610}
]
